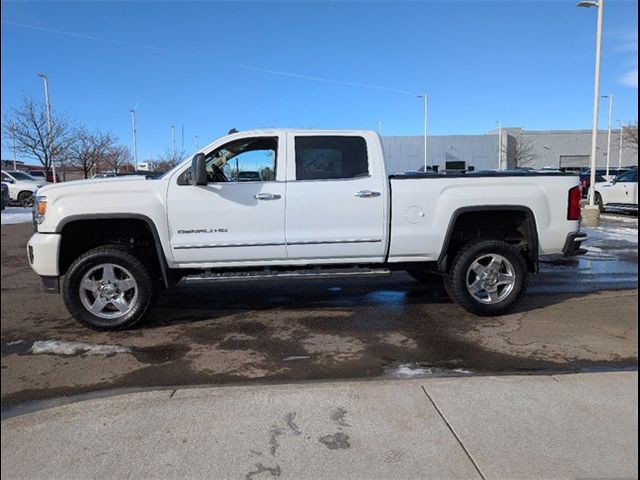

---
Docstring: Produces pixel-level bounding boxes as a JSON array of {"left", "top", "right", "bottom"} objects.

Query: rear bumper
[{"left": 562, "top": 232, "right": 588, "bottom": 257}]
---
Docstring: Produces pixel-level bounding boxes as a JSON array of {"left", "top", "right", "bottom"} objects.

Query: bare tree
[
  {"left": 622, "top": 121, "right": 638, "bottom": 151},
  {"left": 504, "top": 134, "right": 537, "bottom": 168},
  {"left": 68, "top": 128, "right": 117, "bottom": 178},
  {"left": 2, "top": 97, "right": 73, "bottom": 173},
  {"left": 101, "top": 145, "right": 133, "bottom": 174},
  {"left": 153, "top": 147, "right": 187, "bottom": 173}
]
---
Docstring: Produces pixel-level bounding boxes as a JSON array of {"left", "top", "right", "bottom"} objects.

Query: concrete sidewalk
[{"left": 2, "top": 372, "right": 637, "bottom": 480}]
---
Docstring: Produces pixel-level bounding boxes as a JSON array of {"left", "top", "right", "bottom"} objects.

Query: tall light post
[
  {"left": 577, "top": 0, "right": 604, "bottom": 226},
  {"left": 617, "top": 120, "right": 624, "bottom": 170},
  {"left": 602, "top": 94, "right": 613, "bottom": 178},
  {"left": 496, "top": 120, "right": 503, "bottom": 169},
  {"left": 129, "top": 108, "right": 138, "bottom": 171},
  {"left": 171, "top": 125, "right": 176, "bottom": 158},
  {"left": 37, "top": 73, "right": 57, "bottom": 183},
  {"left": 11, "top": 120, "right": 17, "bottom": 170},
  {"left": 417, "top": 94, "right": 428, "bottom": 172}
]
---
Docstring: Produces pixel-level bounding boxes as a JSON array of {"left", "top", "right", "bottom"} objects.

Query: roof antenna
[{"left": 228, "top": 128, "right": 238, "bottom": 134}]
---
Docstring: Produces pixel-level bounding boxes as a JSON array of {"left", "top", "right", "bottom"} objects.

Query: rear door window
[{"left": 294, "top": 136, "right": 369, "bottom": 181}]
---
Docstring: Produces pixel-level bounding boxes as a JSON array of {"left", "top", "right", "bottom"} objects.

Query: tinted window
[
  {"left": 617, "top": 170, "right": 637, "bottom": 182},
  {"left": 205, "top": 137, "right": 277, "bottom": 183},
  {"left": 295, "top": 136, "right": 368, "bottom": 180}
]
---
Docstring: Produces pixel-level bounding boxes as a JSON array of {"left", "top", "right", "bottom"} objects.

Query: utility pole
[
  {"left": 617, "top": 120, "right": 624, "bottom": 170},
  {"left": 374, "top": 121, "right": 383, "bottom": 136},
  {"left": 37, "top": 73, "right": 57, "bottom": 183},
  {"left": 181, "top": 124, "right": 184, "bottom": 154},
  {"left": 195, "top": 135, "right": 199, "bottom": 150},
  {"left": 602, "top": 94, "right": 613, "bottom": 178},
  {"left": 171, "top": 125, "right": 176, "bottom": 158},
  {"left": 417, "top": 94, "right": 428, "bottom": 172},
  {"left": 130, "top": 108, "right": 138, "bottom": 171},
  {"left": 496, "top": 120, "right": 503, "bottom": 169},
  {"left": 11, "top": 120, "right": 17, "bottom": 170}
]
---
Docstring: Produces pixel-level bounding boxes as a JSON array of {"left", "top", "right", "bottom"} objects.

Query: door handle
[
  {"left": 254, "top": 193, "right": 281, "bottom": 200},
  {"left": 355, "top": 190, "right": 381, "bottom": 198}
]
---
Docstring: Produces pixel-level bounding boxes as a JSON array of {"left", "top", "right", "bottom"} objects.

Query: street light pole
[
  {"left": 37, "top": 73, "right": 57, "bottom": 183},
  {"left": 602, "top": 94, "right": 613, "bottom": 179},
  {"left": 417, "top": 94, "right": 428, "bottom": 172},
  {"left": 577, "top": 0, "right": 604, "bottom": 226},
  {"left": 496, "top": 120, "right": 503, "bottom": 169},
  {"left": 129, "top": 108, "right": 138, "bottom": 171},
  {"left": 617, "top": 120, "right": 624, "bottom": 170},
  {"left": 171, "top": 125, "right": 176, "bottom": 158},
  {"left": 11, "top": 120, "right": 17, "bottom": 171}
]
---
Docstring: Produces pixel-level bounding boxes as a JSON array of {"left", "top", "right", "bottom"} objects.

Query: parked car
[
  {"left": 27, "top": 129, "right": 585, "bottom": 330},
  {"left": 1, "top": 170, "right": 47, "bottom": 207},
  {"left": 91, "top": 173, "right": 118, "bottom": 179},
  {"left": 237, "top": 171, "right": 261, "bottom": 181},
  {"left": 1, "top": 182, "right": 9, "bottom": 210},
  {"left": 26, "top": 168, "right": 58, "bottom": 183},
  {"left": 594, "top": 168, "right": 638, "bottom": 212},
  {"left": 579, "top": 172, "right": 607, "bottom": 198}
]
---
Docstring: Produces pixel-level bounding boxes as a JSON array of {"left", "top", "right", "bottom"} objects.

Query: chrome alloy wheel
[
  {"left": 465, "top": 253, "right": 516, "bottom": 304},
  {"left": 79, "top": 263, "right": 138, "bottom": 319}
]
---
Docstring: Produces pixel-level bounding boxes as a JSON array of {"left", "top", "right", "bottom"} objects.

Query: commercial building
[{"left": 382, "top": 128, "right": 638, "bottom": 173}]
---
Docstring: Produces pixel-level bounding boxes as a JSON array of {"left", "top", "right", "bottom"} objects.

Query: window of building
[{"left": 295, "top": 136, "right": 369, "bottom": 181}]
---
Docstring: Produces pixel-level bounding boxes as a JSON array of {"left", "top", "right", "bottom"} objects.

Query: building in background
[{"left": 383, "top": 128, "right": 638, "bottom": 173}]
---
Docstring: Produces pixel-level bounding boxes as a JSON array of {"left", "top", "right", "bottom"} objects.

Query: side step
[{"left": 182, "top": 267, "right": 391, "bottom": 283}]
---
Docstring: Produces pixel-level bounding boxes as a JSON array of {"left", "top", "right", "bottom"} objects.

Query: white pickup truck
[{"left": 27, "top": 129, "right": 586, "bottom": 330}]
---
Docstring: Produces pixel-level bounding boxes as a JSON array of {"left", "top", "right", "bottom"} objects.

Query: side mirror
[{"left": 190, "top": 153, "right": 207, "bottom": 186}]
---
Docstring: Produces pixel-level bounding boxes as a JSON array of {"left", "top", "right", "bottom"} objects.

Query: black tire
[
  {"left": 407, "top": 269, "right": 444, "bottom": 285},
  {"left": 595, "top": 192, "right": 604, "bottom": 213},
  {"left": 63, "top": 247, "right": 158, "bottom": 330},
  {"left": 445, "top": 239, "right": 528, "bottom": 316},
  {"left": 18, "top": 191, "right": 34, "bottom": 208}
]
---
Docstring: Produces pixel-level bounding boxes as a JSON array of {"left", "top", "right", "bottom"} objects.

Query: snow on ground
[
  {"left": 583, "top": 225, "right": 638, "bottom": 245},
  {"left": 1, "top": 207, "right": 32, "bottom": 225},
  {"left": 30, "top": 340, "right": 131, "bottom": 356}
]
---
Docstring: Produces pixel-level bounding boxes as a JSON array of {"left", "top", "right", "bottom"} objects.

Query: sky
[{"left": 1, "top": 0, "right": 638, "bottom": 163}]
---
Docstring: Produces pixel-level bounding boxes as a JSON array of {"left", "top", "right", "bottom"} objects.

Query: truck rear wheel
[
  {"left": 62, "top": 247, "right": 158, "bottom": 330},
  {"left": 445, "top": 239, "right": 528, "bottom": 316}
]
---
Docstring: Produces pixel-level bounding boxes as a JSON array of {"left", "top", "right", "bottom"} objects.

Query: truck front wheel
[
  {"left": 62, "top": 247, "right": 158, "bottom": 330},
  {"left": 445, "top": 239, "right": 528, "bottom": 316}
]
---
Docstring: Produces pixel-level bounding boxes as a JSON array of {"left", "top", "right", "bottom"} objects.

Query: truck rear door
[{"left": 284, "top": 133, "right": 388, "bottom": 262}]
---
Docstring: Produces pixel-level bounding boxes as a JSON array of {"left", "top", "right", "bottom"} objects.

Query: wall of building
[{"left": 383, "top": 129, "right": 638, "bottom": 173}]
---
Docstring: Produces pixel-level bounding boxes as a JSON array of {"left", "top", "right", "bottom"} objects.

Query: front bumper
[
  {"left": 27, "top": 233, "right": 61, "bottom": 277},
  {"left": 562, "top": 232, "right": 588, "bottom": 257}
]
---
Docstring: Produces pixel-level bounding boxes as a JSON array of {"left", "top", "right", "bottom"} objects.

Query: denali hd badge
[{"left": 178, "top": 228, "right": 228, "bottom": 234}]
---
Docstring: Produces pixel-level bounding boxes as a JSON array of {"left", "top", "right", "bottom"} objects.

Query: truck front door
[
  {"left": 167, "top": 135, "right": 287, "bottom": 265},
  {"left": 284, "top": 133, "right": 388, "bottom": 263}
]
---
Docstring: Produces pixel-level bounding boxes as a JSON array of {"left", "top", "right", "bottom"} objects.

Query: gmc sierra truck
[{"left": 27, "top": 130, "right": 586, "bottom": 330}]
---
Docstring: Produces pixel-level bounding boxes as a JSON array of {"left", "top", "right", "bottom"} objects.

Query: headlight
[{"left": 33, "top": 196, "right": 47, "bottom": 224}]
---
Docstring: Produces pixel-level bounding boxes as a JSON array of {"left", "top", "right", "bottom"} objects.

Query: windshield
[{"left": 9, "top": 171, "right": 37, "bottom": 181}]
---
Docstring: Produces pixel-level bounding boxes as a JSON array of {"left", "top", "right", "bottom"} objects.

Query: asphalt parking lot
[{"left": 1, "top": 211, "right": 638, "bottom": 412}]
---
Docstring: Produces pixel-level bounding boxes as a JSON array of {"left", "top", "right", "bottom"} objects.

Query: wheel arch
[
  {"left": 437, "top": 205, "right": 539, "bottom": 274},
  {"left": 56, "top": 213, "right": 170, "bottom": 288}
]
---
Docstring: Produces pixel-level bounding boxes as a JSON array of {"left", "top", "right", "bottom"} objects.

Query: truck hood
[{"left": 37, "top": 175, "right": 149, "bottom": 195}]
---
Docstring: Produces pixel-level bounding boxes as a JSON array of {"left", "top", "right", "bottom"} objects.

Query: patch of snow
[
  {"left": 583, "top": 225, "right": 638, "bottom": 244},
  {"left": 283, "top": 355, "right": 311, "bottom": 361},
  {"left": 1, "top": 207, "right": 32, "bottom": 225},
  {"left": 30, "top": 340, "right": 131, "bottom": 356},
  {"left": 384, "top": 363, "right": 474, "bottom": 378}
]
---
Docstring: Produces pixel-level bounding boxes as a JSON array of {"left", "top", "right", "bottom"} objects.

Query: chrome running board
[{"left": 181, "top": 267, "right": 391, "bottom": 283}]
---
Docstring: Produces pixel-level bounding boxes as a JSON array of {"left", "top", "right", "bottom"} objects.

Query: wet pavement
[{"left": 1, "top": 213, "right": 637, "bottom": 410}]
